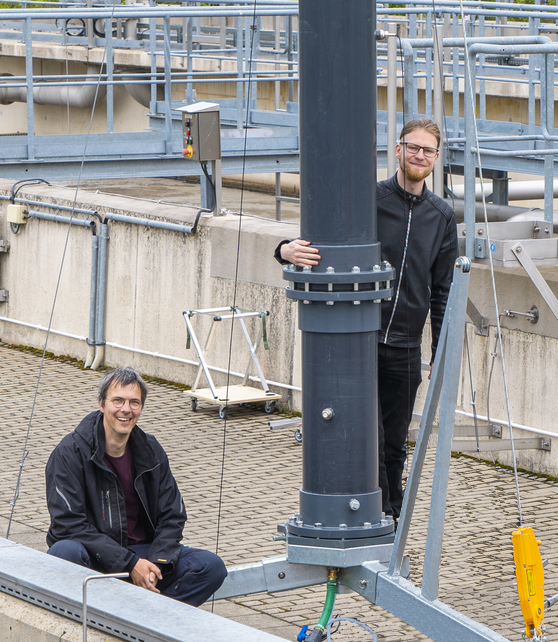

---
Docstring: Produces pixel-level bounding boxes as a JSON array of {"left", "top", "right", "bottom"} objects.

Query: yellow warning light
[{"left": 512, "top": 526, "right": 545, "bottom": 639}]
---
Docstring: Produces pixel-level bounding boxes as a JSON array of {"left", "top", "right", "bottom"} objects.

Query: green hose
[{"left": 306, "top": 573, "right": 337, "bottom": 641}]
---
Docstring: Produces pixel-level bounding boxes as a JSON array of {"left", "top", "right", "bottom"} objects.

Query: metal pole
[
  {"left": 387, "top": 24, "right": 397, "bottom": 177},
  {"left": 286, "top": 0, "right": 390, "bottom": 542},
  {"left": 82, "top": 573, "right": 128, "bottom": 642},
  {"left": 85, "top": 233, "right": 98, "bottom": 369},
  {"left": 433, "top": 23, "right": 444, "bottom": 198},
  {"left": 91, "top": 223, "right": 108, "bottom": 370},
  {"left": 24, "top": 18, "right": 35, "bottom": 162}
]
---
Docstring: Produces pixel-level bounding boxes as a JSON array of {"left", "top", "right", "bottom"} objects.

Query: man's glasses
[
  {"left": 109, "top": 397, "right": 142, "bottom": 410},
  {"left": 400, "top": 142, "right": 439, "bottom": 158}
]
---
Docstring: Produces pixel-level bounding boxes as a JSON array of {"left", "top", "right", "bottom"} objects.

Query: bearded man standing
[{"left": 275, "top": 118, "right": 458, "bottom": 522}]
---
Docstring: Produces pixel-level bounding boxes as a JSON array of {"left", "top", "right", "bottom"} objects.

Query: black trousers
[{"left": 378, "top": 343, "right": 422, "bottom": 519}]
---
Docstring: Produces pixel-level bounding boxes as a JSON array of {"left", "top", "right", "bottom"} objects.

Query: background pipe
[
  {"left": 91, "top": 223, "right": 108, "bottom": 370},
  {"left": 84, "top": 233, "right": 99, "bottom": 369}
]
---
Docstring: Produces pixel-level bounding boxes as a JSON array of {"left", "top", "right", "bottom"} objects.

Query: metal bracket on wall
[
  {"left": 467, "top": 298, "right": 489, "bottom": 336},
  {"left": 0, "top": 240, "right": 9, "bottom": 302},
  {"left": 511, "top": 243, "right": 558, "bottom": 323}
]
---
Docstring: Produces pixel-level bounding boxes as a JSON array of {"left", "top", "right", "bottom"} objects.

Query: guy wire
[
  {"left": 457, "top": 0, "right": 524, "bottom": 526},
  {"left": 212, "top": 0, "right": 259, "bottom": 608},
  {"left": 6, "top": 7, "right": 119, "bottom": 540}
]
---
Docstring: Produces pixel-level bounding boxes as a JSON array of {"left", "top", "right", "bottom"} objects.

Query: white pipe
[
  {"left": 0, "top": 317, "right": 301, "bottom": 393},
  {"left": 0, "top": 67, "right": 106, "bottom": 108},
  {"left": 0, "top": 317, "right": 87, "bottom": 342},
  {"left": 104, "top": 341, "right": 302, "bottom": 392},
  {"left": 452, "top": 179, "right": 558, "bottom": 201},
  {"left": 455, "top": 409, "right": 558, "bottom": 440}
]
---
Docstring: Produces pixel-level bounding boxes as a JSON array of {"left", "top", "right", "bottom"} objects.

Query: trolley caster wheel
[
  {"left": 190, "top": 397, "right": 197, "bottom": 412},
  {"left": 264, "top": 400, "right": 276, "bottom": 415},
  {"left": 294, "top": 427, "right": 302, "bottom": 443},
  {"left": 219, "top": 405, "right": 228, "bottom": 420}
]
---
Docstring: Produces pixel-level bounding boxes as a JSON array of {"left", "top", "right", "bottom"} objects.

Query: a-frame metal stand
[{"left": 215, "top": 258, "right": 511, "bottom": 642}]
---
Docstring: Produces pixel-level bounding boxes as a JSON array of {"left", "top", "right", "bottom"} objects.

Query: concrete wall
[
  {"left": 1, "top": 180, "right": 558, "bottom": 476},
  {"left": 0, "top": 180, "right": 301, "bottom": 411}
]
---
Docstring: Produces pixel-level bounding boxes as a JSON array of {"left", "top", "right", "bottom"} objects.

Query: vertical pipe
[
  {"left": 24, "top": 18, "right": 35, "bottom": 161},
  {"left": 274, "top": 14, "right": 281, "bottom": 111},
  {"left": 464, "top": 48, "right": 477, "bottom": 259},
  {"left": 85, "top": 233, "right": 99, "bottom": 369},
  {"left": 163, "top": 16, "right": 173, "bottom": 154},
  {"left": 186, "top": 16, "right": 194, "bottom": 103},
  {"left": 433, "top": 24, "right": 444, "bottom": 198},
  {"left": 275, "top": 173, "right": 282, "bottom": 222},
  {"left": 287, "top": 16, "right": 294, "bottom": 104},
  {"left": 86, "top": 0, "right": 94, "bottom": 48},
  {"left": 106, "top": 19, "right": 114, "bottom": 134},
  {"left": 544, "top": 53, "right": 554, "bottom": 231},
  {"left": 91, "top": 223, "right": 108, "bottom": 371},
  {"left": 292, "top": 0, "right": 385, "bottom": 538},
  {"left": 452, "top": 15, "right": 459, "bottom": 139},
  {"left": 387, "top": 24, "right": 397, "bottom": 177},
  {"left": 149, "top": 12, "right": 157, "bottom": 110},
  {"left": 425, "top": 12, "right": 432, "bottom": 117},
  {"left": 236, "top": 16, "right": 244, "bottom": 129}
]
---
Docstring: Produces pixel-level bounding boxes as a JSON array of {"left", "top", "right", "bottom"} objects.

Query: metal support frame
[
  {"left": 183, "top": 307, "right": 272, "bottom": 399},
  {"left": 216, "top": 260, "right": 512, "bottom": 640}
]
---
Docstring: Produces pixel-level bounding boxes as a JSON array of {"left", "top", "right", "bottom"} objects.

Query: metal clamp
[{"left": 83, "top": 573, "right": 129, "bottom": 642}]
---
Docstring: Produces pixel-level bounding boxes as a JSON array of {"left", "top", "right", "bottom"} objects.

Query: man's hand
[
  {"left": 131, "top": 558, "right": 163, "bottom": 594},
  {"left": 280, "top": 239, "right": 321, "bottom": 267}
]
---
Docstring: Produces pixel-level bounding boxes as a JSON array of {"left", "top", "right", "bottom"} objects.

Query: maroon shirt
[{"left": 104, "top": 445, "right": 149, "bottom": 545}]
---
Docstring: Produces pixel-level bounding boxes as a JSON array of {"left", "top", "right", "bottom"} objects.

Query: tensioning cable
[
  {"left": 6, "top": 6, "right": 119, "bottom": 540},
  {"left": 211, "top": 0, "right": 260, "bottom": 611},
  {"left": 457, "top": 0, "right": 524, "bottom": 528}
]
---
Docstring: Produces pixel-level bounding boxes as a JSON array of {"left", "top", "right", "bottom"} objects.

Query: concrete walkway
[{"left": 1, "top": 342, "right": 557, "bottom": 641}]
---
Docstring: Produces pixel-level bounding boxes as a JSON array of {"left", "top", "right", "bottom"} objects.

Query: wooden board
[{"left": 187, "top": 385, "right": 281, "bottom": 406}]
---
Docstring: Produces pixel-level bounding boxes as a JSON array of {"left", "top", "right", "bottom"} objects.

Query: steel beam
[{"left": 339, "top": 562, "right": 511, "bottom": 642}]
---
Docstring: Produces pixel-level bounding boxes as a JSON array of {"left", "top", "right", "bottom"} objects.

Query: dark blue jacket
[{"left": 46, "top": 410, "right": 187, "bottom": 574}]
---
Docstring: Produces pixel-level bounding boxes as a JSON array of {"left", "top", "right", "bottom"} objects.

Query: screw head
[
  {"left": 278, "top": 572, "right": 286, "bottom": 579},
  {"left": 349, "top": 499, "right": 361, "bottom": 511},
  {"left": 359, "top": 579, "right": 368, "bottom": 588},
  {"left": 322, "top": 408, "right": 334, "bottom": 420}
]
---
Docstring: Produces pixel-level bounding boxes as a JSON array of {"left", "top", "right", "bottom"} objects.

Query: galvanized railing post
[
  {"left": 82, "top": 573, "right": 128, "bottom": 642},
  {"left": 387, "top": 23, "right": 397, "bottom": 177},
  {"left": 24, "top": 17, "right": 35, "bottom": 162},
  {"left": 433, "top": 23, "right": 444, "bottom": 198}
]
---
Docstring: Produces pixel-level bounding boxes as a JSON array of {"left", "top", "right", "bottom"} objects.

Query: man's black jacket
[
  {"left": 274, "top": 174, "right": 457, "bottom": 361},
  {"left": 377, "top": 174, "right": 457, "bottom": 361},
  {"left": 45, "top": 410, "right": 187, "bottom": 574}
]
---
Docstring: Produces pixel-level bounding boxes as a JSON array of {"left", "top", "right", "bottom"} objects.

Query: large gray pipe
[{"left": 0, "top": 67, "right": 106, "bottom": 108}]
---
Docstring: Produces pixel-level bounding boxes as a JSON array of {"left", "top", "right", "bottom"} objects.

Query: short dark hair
[
  {"left": 98, "top": 368, "right": 148, "bottom": 406},
  {"left": 399, "top": 117, "right": 441, "bottom": 149}
]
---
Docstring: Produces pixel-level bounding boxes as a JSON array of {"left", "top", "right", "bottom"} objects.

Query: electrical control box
[
  {"left": 176, "top": 102, "right": 221, "bottom": 162},
  {"left": 7, "top": 203, "right": 26, "bottom": 225}
]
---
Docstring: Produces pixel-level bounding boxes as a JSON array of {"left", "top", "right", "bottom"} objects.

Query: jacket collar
[
  {"left": 81, "top": 410, "right": 159, "bottom": 474},
  {"left": 389, "top": 172, "right": 429, "bottom": 204}
]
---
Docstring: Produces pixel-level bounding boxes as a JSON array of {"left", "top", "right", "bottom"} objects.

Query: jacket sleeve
[
  {"left": 45, "top": 445, "right": 138, "bottom": 573},
  {"left": 429, "top": 211, "right": 458, "bottom": 362},
  {"left": 274, "top": 239, "right": 293, "bottom": 265},
  {"left": 147, "top": 450, "right": 187, "bottom": 569}
]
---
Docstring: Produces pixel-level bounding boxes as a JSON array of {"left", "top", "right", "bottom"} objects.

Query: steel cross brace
[{"left": 215, "top": 259, "right": 511, "bottom": 642}]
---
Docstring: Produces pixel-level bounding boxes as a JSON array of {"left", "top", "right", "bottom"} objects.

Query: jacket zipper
[
  {"left": 384, "top": 203, "right": 413, "bottom": 344},
  {"left": 134, "top": 466, "right": 158, "bottom": 532},
  {"left": 106, "top": 490, "right": 113, "bottom": 528}
]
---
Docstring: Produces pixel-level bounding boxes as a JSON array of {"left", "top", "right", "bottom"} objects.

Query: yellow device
[{"left": 512, "top": 526, "right": 545, "bottom": 639}]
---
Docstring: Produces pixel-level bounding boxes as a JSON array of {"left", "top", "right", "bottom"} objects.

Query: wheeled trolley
[{"left": 183, "top": 306, "right": 281, "bottom": 419}]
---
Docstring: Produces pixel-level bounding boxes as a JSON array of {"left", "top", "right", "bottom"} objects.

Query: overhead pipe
[
  {"left": 0, "top": 66, "right": 106, "bottom": 108},
  {"left": 452, "top": 180, "right": 558, "bottom": 202}
]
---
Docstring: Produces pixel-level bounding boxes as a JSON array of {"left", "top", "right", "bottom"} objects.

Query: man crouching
[{"left": 45, "top": 367, "right": 226, "bottom": 606}]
